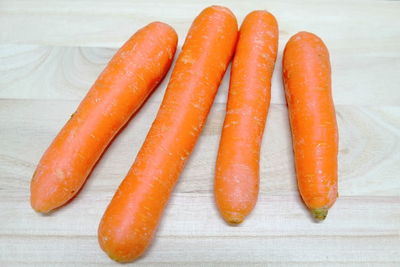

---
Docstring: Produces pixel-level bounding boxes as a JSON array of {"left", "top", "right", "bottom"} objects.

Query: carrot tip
[
  {"left": 31, "top": 205, "right": 54, "bottom": 214},
  {"left": 31, "top": 199, "right": 51, "bottom": 214},
  {"left": 223, "top": 212, "right": 245, "bottom": 225},
  {"left": 107, "top": 254, "right": 133, "bottom": 263},
  {"left": 310, "top": 208, "right": 328, "bottom": 222},
  {"left": 100, "top": 244, "right": 142, "bottom": 263},
  {"left": 32, "top": 207, "right": 47, "bottom": 214}
]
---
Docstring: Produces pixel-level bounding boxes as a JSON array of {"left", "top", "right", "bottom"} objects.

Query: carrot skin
[
  {"left": 282, "top": 32, "right": 338, "bottom": 221},
  {"left": 98, "top": 6, "right": 238, "bottom": 262},
  {"left": 215, "top": 11, "right": 278, "bottom": 224},
  {"left": 30, "top": 22, "right": 178, "bottom": 213}
]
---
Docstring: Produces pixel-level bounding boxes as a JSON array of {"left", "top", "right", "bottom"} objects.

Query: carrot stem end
[{"left": 310, "top": 208, "right": 328, "bottom": 222}]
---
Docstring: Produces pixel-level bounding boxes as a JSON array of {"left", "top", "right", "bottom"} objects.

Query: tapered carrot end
[
  {"left": 222, "top": 212, "right": 246, "bottom": 225},
  {"left": 31, "top": 201, "right": 47, "bottom": 214},
  {"left": 31, "top": 182, "right": 55, "bottom": 214},
  {"left": 30, "top": 195, "right": 53, "bottom": 214},
  {"left": 310, "top": 208, "right": 328, "bottom": 222},
  {"left": 31, "top": 189, "right": 49, "bottom": 214},
  {"left": 107, "top": 253, "right": 140, "bottom": 264}
]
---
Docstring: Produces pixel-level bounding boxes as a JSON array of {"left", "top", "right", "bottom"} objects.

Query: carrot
[
  {"left": 30, "top": 22, "right": 178, "bottom": 213},
  {"left": 214, "top": 11, "right": 278, "bottom": 224},
  {"left": 282, "top": 31, "right": 338, "bottom": 221},
  {"left": 98, "top": 6, "right": 238, "bottom": 262}
]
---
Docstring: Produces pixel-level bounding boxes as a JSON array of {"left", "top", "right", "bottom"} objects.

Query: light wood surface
[{"left": 1, "top": 0, "right": 399, "bottom": 266}]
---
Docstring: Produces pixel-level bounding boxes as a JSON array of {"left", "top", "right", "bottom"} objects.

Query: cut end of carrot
[
  {"left": 108, "top": 253, "right": 140, "bottom": 263},
  {"left": 207, "top": 5, "right": 235, "bottom": 16},
  {"left": 310, "top": 208, "right": 328, "bottom": 222},
  {"left": 148, "top": 21, "right": 177, "bottom": 35},
  {"left": 248, "top": 10, "right": 273, "bottom": 16},
  {"left": 223, "top": 212, "right": 246, "bottom": 225},
  {"left": 290, "top": 31, "right": 323, "bottom": 43}
]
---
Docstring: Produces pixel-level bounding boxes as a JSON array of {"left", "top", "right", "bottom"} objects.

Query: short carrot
[
  {"left": 98, "top": 6, "right": 238, "bottom": 262},
  {"left": 30, "top": 22, "right": 178, "bottom": 213},
  {"left": 282, "top": 31, "right": 338, "bottom": 221},
  {"left": 215, "top": 10, "right": 278, "bottom": 224}
]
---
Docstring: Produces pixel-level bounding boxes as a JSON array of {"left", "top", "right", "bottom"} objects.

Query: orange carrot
[
  {"left": 30, "top": 22, "right": 178, "bottom": 213},
  {"left": 282, "top": 31, "right": 338, "bottom": 221},
  {"left": 215, "top": 11, "right": 278, "bottom": 224},
  {"left": 98, "top": 6, "right": 238, "bottom": 262}
]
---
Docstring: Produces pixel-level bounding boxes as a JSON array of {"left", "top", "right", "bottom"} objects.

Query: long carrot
[
  {"left": 215, "top": 11, "right": 278, "bottom": 224},
  {"left": 30, "top": 22, "right": 178, "bottom": 213},
  {"left": 98, "top": 6, "right": 238, "bottom": 262},
  {"left": 282, "top": 31, "right": 338, "bottom": 221}
]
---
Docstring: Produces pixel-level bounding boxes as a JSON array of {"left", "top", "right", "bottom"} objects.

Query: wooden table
[{"left": 1, "top": 0, "right": 399, "bottom": 265}]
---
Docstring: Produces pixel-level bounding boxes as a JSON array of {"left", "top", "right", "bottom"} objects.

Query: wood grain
[
  {"left": 1, "top": 100, "right": 399, "bottom": 197},
  {"left": 0, "top": 0, "right": 399, "bottom": 265},
  {"left": 1, "top": 44, "right": 400, "bottom": 105},
  {"left": 1, "top": 99, "right": 399, "bottom": 264},
  {"left": 1, "top": 0, "right": 399, "bottom": 48}
]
